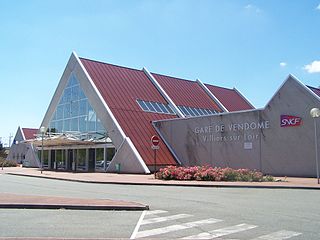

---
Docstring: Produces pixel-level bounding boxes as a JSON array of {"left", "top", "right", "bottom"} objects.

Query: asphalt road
[{"left": 0, "top": 174, "right": 319, "bottom": 239}]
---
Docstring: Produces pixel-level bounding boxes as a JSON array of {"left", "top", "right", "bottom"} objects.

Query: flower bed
[{"left": 156, "top": 166, "right": 274, "bottom": 182}]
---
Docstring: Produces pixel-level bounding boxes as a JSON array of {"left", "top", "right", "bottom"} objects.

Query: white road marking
[
  {"left": 141, "top": 214, "right": 192, "bottom": 225},
  {"left": 130, "top": 210, "right": 147, "bottom": 240},
  {"left": 134, "top": 218, "right": 223, "bottom": 239},
  {"left": 251, "top": 230, "right": 302, "bottom": 240},
  {"left": 182, "top": 223, "right": 257, "bottom": 239},
  {"left": 144, "top": 209, "right": 168, "bottom": 216}
]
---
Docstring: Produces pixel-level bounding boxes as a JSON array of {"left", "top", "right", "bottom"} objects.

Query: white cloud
[
  {"left": 304, "top": 60, "right": 320, "bottom": 73},
  {"left": 280, "top": 62, "right": 287, "bottom": 67},
  {"left": 316, "top": 4, "right": 320, "bottom": 10},
  {"left": 244, "top": 4, "right": 261, "bottom": 13}
]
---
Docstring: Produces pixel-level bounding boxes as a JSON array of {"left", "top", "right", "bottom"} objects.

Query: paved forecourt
[{"left": 2, "top": 167, "right": 320, "bottom": 189}]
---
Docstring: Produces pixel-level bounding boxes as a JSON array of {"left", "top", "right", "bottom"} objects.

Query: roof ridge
[
  {"left": 205, "top": 83, "right": 234, "bottom": 91},
  {"left": 79, "top": 57, "right": 143, "bottom": 73},
  {"left": 151, "top": 72, "right": 195, "bottom": 83}
]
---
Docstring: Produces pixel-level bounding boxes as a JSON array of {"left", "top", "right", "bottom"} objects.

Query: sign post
[{"left": 151, "top": 135, "right": 160, "bottom": 178}]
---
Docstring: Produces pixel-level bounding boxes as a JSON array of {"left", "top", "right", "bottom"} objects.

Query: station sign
[{"left": 280, "top": 115, "right": 302, "bottom": 127}]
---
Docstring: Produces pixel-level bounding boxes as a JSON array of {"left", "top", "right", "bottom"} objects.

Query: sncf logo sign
[{"left": 280, "top": 115, "right": 302, "bottom": 127}]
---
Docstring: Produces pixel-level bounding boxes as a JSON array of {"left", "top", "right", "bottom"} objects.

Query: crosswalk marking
[
  {"left": 134, "top": 218, "right": 223, "bottom": 239},
  {"left": 130, "top": 210, "right": 147, "bottom": 239},
  {"left": 182, "top": 223, "right": 257, "bottom": 239},
  {"left": 141, "top": 214, "right": 192, "bottom": 225},
  {"left": 131, "top": 210, "right": 302, "bottom": 240},
  {"left": 250, "top": 230, "right": 302, "bottom": 240},
  {"left": 144, "top": 210, "right": 168, "bottom": 216}
]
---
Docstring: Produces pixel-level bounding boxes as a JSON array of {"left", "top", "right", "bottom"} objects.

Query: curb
[
  {"left": 0, "top": 204, "right": 149, "bottom": 211},
  {"left": 5, "top": 173, "right": 320, "bottom": 190}
]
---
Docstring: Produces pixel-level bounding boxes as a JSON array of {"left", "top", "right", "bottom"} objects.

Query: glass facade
[
  {"left": 49, "top": 74, "right": 104, "bottom": 134},
  {"left": 42, "top": 74, "right": 115, "bottom": 172}
]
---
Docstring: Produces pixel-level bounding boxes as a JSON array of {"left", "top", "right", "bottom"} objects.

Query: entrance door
[{"left": 88, "top": 149, "right": 95, "bottom": 172}]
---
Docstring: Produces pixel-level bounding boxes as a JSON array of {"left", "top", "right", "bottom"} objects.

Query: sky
[{"left": 0, "top": 0, "right": 320, "bottom": 146}]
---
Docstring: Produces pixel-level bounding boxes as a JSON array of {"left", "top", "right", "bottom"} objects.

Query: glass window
[
  {"left": 57, "top": 120, "right": 63, "bottom": 132},
  {"left": 57, "top": 105, "right": 63, "bottom": 120},
  {"left": 56, "top": 149, "right": 65, "bottom": 170},
  {"left": 202, "top": 109, "right": 210, "bottom": 115},
  {"left": 71, "top": 101, "right": 79, "bottom": 117},
  {"left": 107, "top": 148, "right": 115, "bottom": 162},
  {"left": 95, "top": 148, "right": 104, "bottom": 170},
  {"left": 71, "top": 118, "right": 79, "bottom": 131},
  {"left": 198, "top": 108, "right": 206, "bottom": 115},
  {"left": 210, "top": 109, "right": 217, "bottom": 114},
  {"left": 64, "top": 88, "right": 71, "bottom": 103},
  {"left": 79, "top": 99, "right": 87, "bottom": 116},
  {"left": 48, "top": 74, "right": 106, "bottom": 134},
  {"left": 87, "top": 106, "right": 96, "bottom": 132},
  {"left": 71, "top": 86, "right": 79, "bottom": 101},
  {"left": 79, "top": 116, "right": 87, "bottom": 132},
  {"left": 187, "top": 107, "right": 196, "bottom": 116},
  {"left": 180, "top": 106, "right": 190, "bottom": 116},
  {"left": 64, "top": 103, "right": 71, "bottom": 118},
  {"left": 137, "top": 100, "right": 149, "bottom": 111},
  {"left": 79, "top": 88, "right": 86, "bottom": 100},
  {"left": 96, "top": 119, "right": 104, "bottom": 132},
  {"left": 145, "top": 101, "right": 156, "bottom": 112},
  {"left": 69, "top": 75, "right": 78, "bottom": 87},
  {"left": 42, "top": 150, "right": 49, "bottom": 167},
  {"left": 166, "top": 105, "right": 174, "bottom": 114},
  {"left": 77, "top": 149, "right": 86, "bottom": 170},
  {"left": 158, "top": 103, "right": 169, "bottom": 113},
  {"left": 63, "top": 119, "right": 71, "bottom": 132},
  {"left": 192, "top": 108, "right": 201, "bottom": 116},
  {"left": 152, "top": 102, "right": 162, "bottom": 112}
]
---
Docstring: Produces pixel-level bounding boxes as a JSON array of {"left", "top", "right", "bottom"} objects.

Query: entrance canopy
[{"left": 25, "top": 132, "right": 112, "bottom": 147}]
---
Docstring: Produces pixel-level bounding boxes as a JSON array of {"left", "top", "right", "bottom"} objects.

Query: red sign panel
[
  {"left": 151, "top": 135, "right": 160, "bottom": 146},
  {"left": 280, "top": 115, "right": 302, "bottom": 127}
]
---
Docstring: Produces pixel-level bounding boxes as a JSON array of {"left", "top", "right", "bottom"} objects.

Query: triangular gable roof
[
  {"left": 80, "top": 58, "right": 178, "bottom": 167},
  {"left": 204, "top": 84, "right": 255, "bottom": 111},
  {"left": 265, "top": 74, "right": 320, "bottom": 108},
  {"left": 21, "top": 128, "right": 38, "bottom": 140}
]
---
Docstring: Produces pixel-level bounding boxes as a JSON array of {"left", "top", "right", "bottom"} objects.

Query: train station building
[{"left": 8, "top": 52, "right": 320, "bottom": 177}]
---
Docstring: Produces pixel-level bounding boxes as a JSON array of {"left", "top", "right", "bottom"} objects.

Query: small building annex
[
  {"left": 7, "top": 127, "right": 38, "bottom": 166},
  {"left": 22, "top": 52, "right": 253, "bottom": 173}
]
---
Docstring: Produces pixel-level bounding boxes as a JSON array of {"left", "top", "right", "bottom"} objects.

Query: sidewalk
[
  {"left": 2, "top": 167, "right": 320, "bottom": 190},
  {"left": 0, "top": 193, "right": 148, "bottom": 211}
]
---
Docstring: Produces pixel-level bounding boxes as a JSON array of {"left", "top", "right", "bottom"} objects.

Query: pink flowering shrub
[{"left": 156, "top": 165, "right": 274, "bottom": 182}]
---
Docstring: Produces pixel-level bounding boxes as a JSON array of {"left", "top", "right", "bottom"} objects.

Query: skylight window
[
  {"left": 177, "top": 105, "right": 218, "bottom": 117},
  {"left": 137, "top": 99, "right": 175, "bottom": 115}
]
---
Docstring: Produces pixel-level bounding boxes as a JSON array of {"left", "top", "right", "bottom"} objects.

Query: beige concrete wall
[{"left": 155, "top": 76, "right": 320, "bottom": 177}]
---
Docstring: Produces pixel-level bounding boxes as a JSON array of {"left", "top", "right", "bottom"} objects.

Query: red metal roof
[
  {"left": 205, "top": 84, "right": 254, "bottom": 112},
  {"left": 80, "top": 58, "right": 177, "bottom": 166},
  {"left": 22, "top": 128, "right": 38, "bottom": 140},
  {"left": 152, "top": 73, "right": 222, "bottom": 111},
  {"left": 307, "top": 85, "right": 320, "bottom": 98}
]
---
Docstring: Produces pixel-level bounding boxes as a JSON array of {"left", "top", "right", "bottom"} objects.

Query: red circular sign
[{"left": 151, "top": 135, "right": 160, "bottom": 146}]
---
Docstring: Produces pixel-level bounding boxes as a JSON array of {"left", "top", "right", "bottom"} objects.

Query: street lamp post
[
  {"left": 40, "top": 126, "right": 46, "bottom": 174},
  {"left": 310, "top": 108, "right": 320, "bottom": 184}
]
